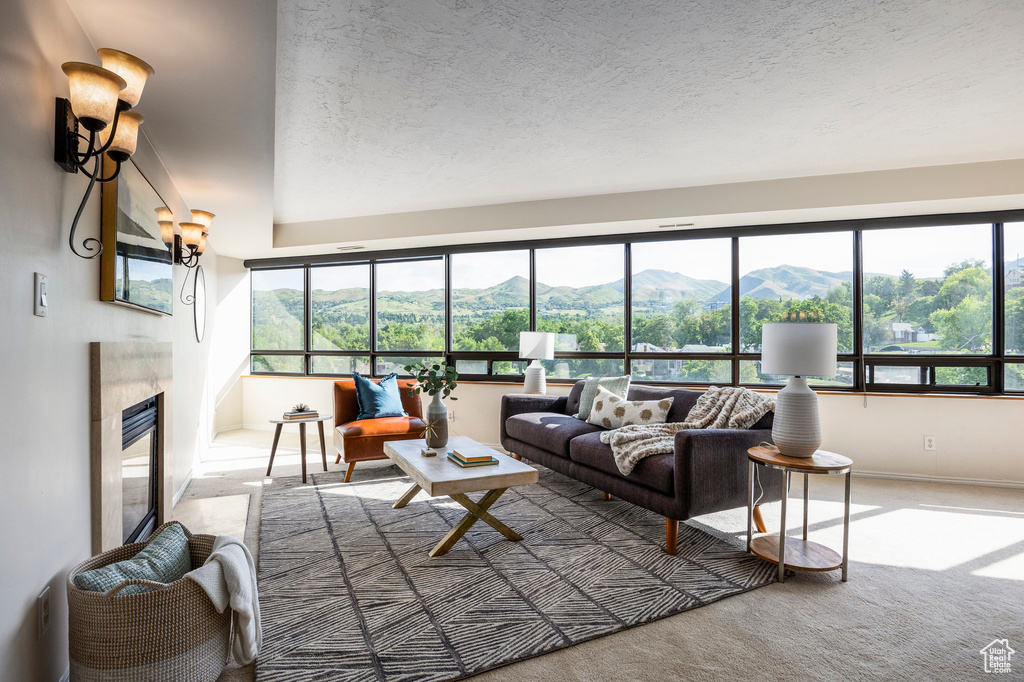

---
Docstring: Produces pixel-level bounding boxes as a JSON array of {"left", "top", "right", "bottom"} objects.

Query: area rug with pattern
[{"left": 256, "top": 465, "right": 776, "bottom": 681}]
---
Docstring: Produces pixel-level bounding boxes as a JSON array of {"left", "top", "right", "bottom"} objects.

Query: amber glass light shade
[
  {"left": 191, "top": 210, "right": 215, "bottom": 233},
  {"left": 61, "top": 62, "right": 126, "bottom": 131},
  {"left": 179, "top": 222, "right": 205, "bottom": 248},
  {"left": 158, "top": 220, "right": 175, "bottom": 246},
  {"left": 197, "top": 234, "right": 208, "bottom": 254},
  {"left": 155, "top": 206, "right": 174, "bottom": 222},
  {"left": 100, "top": 110, "right": 143, "bottom": 161},
  {"left": 96, "top": 49, "right": 154, "bottom": 108}
]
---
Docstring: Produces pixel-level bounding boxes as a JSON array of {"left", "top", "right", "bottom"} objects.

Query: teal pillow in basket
[
  {"left": 353, "top": 372, "right": 408, "bottom": 420},
  {"left": 73, "top": 523, "right": 191, "bottom": 596}
]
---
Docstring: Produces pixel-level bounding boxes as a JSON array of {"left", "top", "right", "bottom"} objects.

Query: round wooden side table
[
  {"left": 267, "top": 414, "right": 333, "bottom": 484},
  {"left": 746, "top": 445, "right": 853, "bottom": 583}
]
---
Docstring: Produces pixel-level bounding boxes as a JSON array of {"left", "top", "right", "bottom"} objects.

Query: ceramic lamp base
[
  {"left": 523, "top": 360, "right": 547, "bottom": 395},
  {"left": 772, "top": 376, "right": 821, "bottom": 458}
]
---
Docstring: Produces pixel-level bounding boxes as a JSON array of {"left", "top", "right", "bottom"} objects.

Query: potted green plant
[{"left": 404, "top": 361, "right": 459, "bottom": 448}]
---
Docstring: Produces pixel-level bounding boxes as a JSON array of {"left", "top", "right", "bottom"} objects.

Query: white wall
[
  {"left": 235, "top": 377, "right": 1024, "bottom": 486},
  {"left": 0, "top": 0, "right": 219, "bottom": 678},
  {"left": 212, "top": 256, "right": 250, "bottom": 435}
]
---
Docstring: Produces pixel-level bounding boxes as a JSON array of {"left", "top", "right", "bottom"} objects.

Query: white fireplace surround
[{"left": 90, "top": 341, "right": 173, "bottom": 554}]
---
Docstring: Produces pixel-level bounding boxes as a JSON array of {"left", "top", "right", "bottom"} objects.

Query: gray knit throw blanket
[{"left": 600, "top": 386, "right": 776, "bottom": 475}]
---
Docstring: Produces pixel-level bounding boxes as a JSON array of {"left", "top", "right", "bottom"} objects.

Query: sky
[
  {"left": 253, "top": 222, "right": 1019, "bottom": 293},
  {"left": 862, "top": 223, "right": 993, "bottom": 278},
  {"left": 125, "top": 258, "right": 172, "bottom": 282}
]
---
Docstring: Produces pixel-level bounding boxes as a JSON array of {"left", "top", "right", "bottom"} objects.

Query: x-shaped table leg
[
  {"left": 429, "top": 488, "right": 521, "bottom": 557},
  {"left": 392, "top": 483, "right": 422, "bottom": 509}
]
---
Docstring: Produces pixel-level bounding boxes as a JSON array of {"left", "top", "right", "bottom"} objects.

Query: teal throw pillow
[
  {"left": 574, "top": 375, "right": 631, "bottom": 421},
  {"left": 353, "top": 372, "right": 408, "bottom": 420},
  {"left": 73, "top": 522, "right": 192, "bottom": 596}
]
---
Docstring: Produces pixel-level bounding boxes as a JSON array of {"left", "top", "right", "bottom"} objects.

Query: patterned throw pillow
[
  {"left": 73, "top": 522, "right": 192, "bottom": 595},
  {"left": 573, "top": 375, "right": 631, "bottom": 421},
  {"left": 586, "top": 386, "right": 674, "bottom": 430}
]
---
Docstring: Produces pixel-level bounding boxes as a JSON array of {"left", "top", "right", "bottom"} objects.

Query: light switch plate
[{"left": 34, "top": 273, "right": 47, "bottom": 317}]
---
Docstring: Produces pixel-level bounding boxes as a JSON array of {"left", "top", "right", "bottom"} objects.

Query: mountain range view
[{"left": 263, "top": 260, "right": 1022, "bottom": 320}]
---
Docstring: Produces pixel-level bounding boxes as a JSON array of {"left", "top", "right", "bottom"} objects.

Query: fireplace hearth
[{"left": 90, "top": 341, "right": 172, "bottom": 553}]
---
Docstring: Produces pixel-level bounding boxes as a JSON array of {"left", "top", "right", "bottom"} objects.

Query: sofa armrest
[
  {"left": 673, "top": 428, "right": 778, "bottom": 518},
  {"left": 499, "top": 394, "right": 568, "bottom": 445}
]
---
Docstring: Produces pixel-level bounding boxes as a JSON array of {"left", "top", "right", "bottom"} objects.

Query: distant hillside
[
  {"left": 611, "top": 269, "right": 729, "bottom": 303},
  {"left": 716, "top": 265, "right": 853, "bottom": 302},
  {"left": 263, "top": 265, "right": 874, "bottom": 323}
]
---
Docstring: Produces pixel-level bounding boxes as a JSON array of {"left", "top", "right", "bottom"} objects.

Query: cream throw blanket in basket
[{"left": 600, "top": 386, "right": 775, "bottom": 475}]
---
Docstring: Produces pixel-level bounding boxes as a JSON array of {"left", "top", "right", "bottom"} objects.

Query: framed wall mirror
[{"left": 100, "top": 158, "right": 174, "bottom": 315}]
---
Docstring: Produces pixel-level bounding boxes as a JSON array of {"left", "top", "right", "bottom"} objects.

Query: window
[
  {"left": 635, "top": 358, "right": 731, "bottom": 383},
  {"left": 742, "top": 361, "right": 855, "bottom": 387},
  {"left": 376, "top": 259, "right": 445, "bottom": 352},
  {"left": 862, "top": 224, "right": 993, "bottom": 355},
  {"left": 630, "top": 239, "right": 732, "bottom": 354},
  {"left": 252, "top": 354, "right": 304, "bottom": 374},
  {"left": 377, "top": 356, "right": 444, "bottom": 376},
  {"left": 1005, "top": 223, "right": 1024, "bottom": 355},
  {"left": 1006, "top": 364, "right": 1024, "bottom": 391},
  {"left": 451, "top": 251, "right": 529, "bottom": 351},
  {"left": 738, "top": 232, "right": 855, "bottom": 354},
  {"left": 535, "top": 244, "right": 624, "bottom": 353},
  {"left": 246, "top": 210, "right": 1024, "bottom": 394},
  {"left": 251, "top": 269, "right": 304, "bottom": 351},
  {"left": 311, "top": 265, "right": 370, "bottom": 351},
  {"left": 311, "top": 356, "right": 371, "bottom": 375}
]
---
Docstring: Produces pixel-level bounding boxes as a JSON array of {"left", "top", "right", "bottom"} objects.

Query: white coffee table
[{"left": 383, "top": 436, "right": 538, "bottom": 557}]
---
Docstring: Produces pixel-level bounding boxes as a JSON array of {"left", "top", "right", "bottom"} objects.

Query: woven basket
[{"left": 67, "top": 522, "right": 232, "bottom": 682}]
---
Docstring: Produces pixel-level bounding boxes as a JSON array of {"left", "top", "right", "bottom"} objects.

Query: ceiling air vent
[{"left": 337, "top": 245, "right": 365, "bottom": 251}]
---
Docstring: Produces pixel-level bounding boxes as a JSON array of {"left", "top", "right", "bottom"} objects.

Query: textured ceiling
[{"left": 274, "top": 0, "right": 1024, "bottom": 226}]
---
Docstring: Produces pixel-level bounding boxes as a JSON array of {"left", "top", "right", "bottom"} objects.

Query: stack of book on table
[
  {"left": 447, "top": 445, "right": 499, "bottom": 468},
  {"left": 283, "top": 409, "right": 318, "bottom": 420}
]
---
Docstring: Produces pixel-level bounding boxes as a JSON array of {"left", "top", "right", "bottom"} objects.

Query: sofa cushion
[
  {"left": 565, "top": 381, "right": 587, "bottom": 417},
  {"left": 338, "top": 416, "right": 425, "bottom": 439},
  {"left": 569, "top": 432, "right": 674, "bottom": 495},
  {"left": 574, "top": 375, "right": 631, "bottom": 421},
  {"left": 587, "top": 386, "right": 673, "bottom": 429},
  {"left": 504, "top": 412, "right": 602, "bottom": 457},
  {"left": 627, "top": 385, "right": 702, "bottom": 423}
]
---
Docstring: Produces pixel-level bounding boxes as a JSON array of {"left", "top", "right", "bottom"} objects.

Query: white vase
[
  {"left": 425, "top": 393, "right": 448, "bottom": 448},
  {"left": 772, "top": 377, "right": 821, "bottom": 458}
]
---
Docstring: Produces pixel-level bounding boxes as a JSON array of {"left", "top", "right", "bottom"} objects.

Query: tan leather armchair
[{"left": 333, "top": 379, "right": 425, "bottom": 482}]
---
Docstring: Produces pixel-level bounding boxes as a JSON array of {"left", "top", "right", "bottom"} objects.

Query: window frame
[{"left": 246, "top": 210, "right": 1024, "bottom": 395}]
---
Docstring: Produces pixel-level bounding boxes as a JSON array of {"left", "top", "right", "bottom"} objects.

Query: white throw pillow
[{"left": 587, "top": 386, "right": 674, "bottom": 429}]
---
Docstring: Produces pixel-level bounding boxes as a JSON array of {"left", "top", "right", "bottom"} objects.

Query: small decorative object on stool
[
  {"left": 760, "top": 322, "right": 838, "bottom": 457},
  {"left": 519, "top": 331, "right": 555, "bottom": 394}
]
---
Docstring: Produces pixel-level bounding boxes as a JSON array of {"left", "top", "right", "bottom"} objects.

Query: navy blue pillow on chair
[{"left": 353, "top": 372, "right": 408, "bottom": 420}]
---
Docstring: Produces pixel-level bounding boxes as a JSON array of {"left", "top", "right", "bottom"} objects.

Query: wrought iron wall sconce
[
  {"left": 55, "top": 49, "right": 154, "bottom": 259},
  {"left": 171, "top": 210, "right": 214, "bottom": 305}
]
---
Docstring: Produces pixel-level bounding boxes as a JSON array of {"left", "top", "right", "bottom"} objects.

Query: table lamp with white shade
[
  {"left": 760, "top": 322, "right": 838, "bottom": 458},
  {"left": 519, "top": 331, "right": 555, "bottom": 394}
]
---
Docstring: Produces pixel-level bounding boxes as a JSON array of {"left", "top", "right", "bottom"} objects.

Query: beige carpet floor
[{"left": 189, "top": 429, "right": 1024, "bottom": 681}]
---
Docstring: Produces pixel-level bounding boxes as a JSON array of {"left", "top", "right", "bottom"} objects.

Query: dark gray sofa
[{"left": 500, "top": 381, "right": 783, "bottom": 554}]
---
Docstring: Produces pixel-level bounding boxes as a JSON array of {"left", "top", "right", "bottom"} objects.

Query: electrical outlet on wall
[
  {"left": 448, "top": 409, "right": 456, "bottom": 423},
  {"left": 37, "top": 586, "right": 50, "bottom": 639},
  {"left": 923, "top": 435, "right": 936, "bottom": 451}
]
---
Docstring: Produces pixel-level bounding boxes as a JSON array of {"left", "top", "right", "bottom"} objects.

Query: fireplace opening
[{"left": 122, "top": 396, "right": 159, "bottom": 544}]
